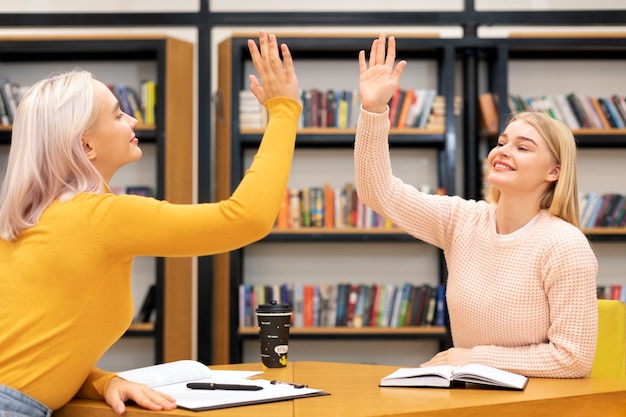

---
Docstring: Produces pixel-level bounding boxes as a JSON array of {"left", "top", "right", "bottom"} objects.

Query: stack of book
[{"left": 239, "top": 90, "right": 267, "bottom": 129}]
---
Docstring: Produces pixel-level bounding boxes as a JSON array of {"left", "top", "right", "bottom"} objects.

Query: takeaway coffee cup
[{"left": 256, "top": 300, "right": 292, "bottom": 368}]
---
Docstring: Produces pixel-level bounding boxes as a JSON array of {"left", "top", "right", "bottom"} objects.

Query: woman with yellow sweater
[
  {"left": 0, "top": 31, "right": 301, "bottom": 416},
  {"left": 354, "top": 34, "right": 598, "bottom": 378}
]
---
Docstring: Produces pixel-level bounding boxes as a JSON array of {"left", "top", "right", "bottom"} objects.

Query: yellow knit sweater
[
  {"left": 0, "top": 97, "right": 301, "bottom": 410},
  {"left": 354, "top": 106, "right": 598, "bottom": 378}
]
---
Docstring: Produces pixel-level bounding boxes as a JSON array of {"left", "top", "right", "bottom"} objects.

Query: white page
[
  {"left": 452, "top": 364, "right": 527, "bottom": 389},
  {"left": 117, "top": 360, "right": 260, "bottom": 388}
]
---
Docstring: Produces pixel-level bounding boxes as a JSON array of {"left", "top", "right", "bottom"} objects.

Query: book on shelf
[
  {"left": 396, "top": 88, "right": 416, "bottom": 128},
  {"left": 134, "top": 284, "right": 157, "bottom": 324},
  {"left": 140, "top": 80, "right": 157, "bottom": 126},
  {"left": 239, "top": 90, "right": 267, "bottom": 129},
  {"left": 478, "top": 92, "right": 499, "bottom": 135},
  {"left": 117, "top": 360, "right": 327, "bottom": 411},
  {"left": 388, "top": 87, "right": 405, "bottom": 127},
  {"left": 379, "top": 363, "right": 528, "bottom": 390}
]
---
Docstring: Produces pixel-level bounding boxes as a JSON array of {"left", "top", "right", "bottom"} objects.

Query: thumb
[
  {"left": 107, "top": 396, "right": 126, "bottom": 415},
  {"left": 248, "top": 74, "right": 263, "bottom": 103},
  {"left": 114, "top": 403, "right": 126, "bottom": 415}
]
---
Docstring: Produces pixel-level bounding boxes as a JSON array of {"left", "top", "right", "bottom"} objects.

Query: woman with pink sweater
[{"left": 354, "top": 34, "right": 598, "bottom": 378}]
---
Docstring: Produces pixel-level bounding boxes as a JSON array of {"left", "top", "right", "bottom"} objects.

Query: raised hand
[
  {"left": 358, "top": 33, "right": 407, "bottom": 114},
  {"left": 247, "top": 31, "right": 300, "bottom": 104}
]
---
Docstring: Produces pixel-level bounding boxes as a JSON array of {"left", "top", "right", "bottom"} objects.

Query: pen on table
[
  {"left": 270, "top": 380, "right": 308, "bottom": 388},
  {"left": 186, "top": 382, "right": 264, "bottom": 391}
]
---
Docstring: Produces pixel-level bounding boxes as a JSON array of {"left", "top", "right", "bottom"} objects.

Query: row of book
[
  {"left": 580, "top": 192, "right": 626, "bottom": 229},
  {"left": 239, "top": 88, "right": 462, "bottom": 130},
  {"left": 275, "top": 183, "right": 445, "bottom": 230},
  {"left": 239, "top": 88, "right": 360, "bottom": 130},
  {"left": 0, "top": 76, "right": 157, "bottom": 126},
  {"left": 478, "top": 91, "right": 626, "bottom": 135},
  {"left": 238, "top": 282, "right": 447, "bottom": 329},
  {"left": 275, "top": 183, "right": 397, "bottom": 230},
  {"left": 388, "top": 88, "right": 462, "bottom": 130},
  {"left": 301, "top": 88, "right": 359, "bottom": 129},
  {"left": 597, "top": 285, "right": 626, "bottom": 303},
  {"left": 508, "top": 93, "right": 626, "bottom": 130}
]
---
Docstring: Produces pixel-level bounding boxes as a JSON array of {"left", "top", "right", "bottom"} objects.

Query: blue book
[{"left": 434, "top": 284, "right": 447, "bottom": 327}]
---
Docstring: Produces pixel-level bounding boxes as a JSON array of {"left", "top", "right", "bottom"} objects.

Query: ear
[
  {"left": 82, "top": 137, "right": 96, "bottom": 161},
  {"left": 547, "top": 164, "right": 560, "bottom": 182}
]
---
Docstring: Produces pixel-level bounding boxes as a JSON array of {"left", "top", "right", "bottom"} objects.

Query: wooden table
[{"left": 54, "top": 361, "right": 626, "bottom": 417}]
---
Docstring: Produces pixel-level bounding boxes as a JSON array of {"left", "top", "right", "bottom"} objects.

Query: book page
[
  {"left": 117, "top": 360, "right": 213, "bottom": 387},
  {"left": 451, "top": 364, "right": 528, "bottom": 389},
  {"left": 379, "top": 365, "right": 456, "bottom": 387}
]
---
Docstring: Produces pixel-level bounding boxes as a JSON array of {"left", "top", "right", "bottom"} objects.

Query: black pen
[
  {"left": 270, "top": 380, "right": 308, "bottom": 388},
  {"left": 186, "top": 382, "right": 263, "bottom": 391}
]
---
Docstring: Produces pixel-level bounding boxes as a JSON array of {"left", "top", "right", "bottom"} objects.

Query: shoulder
[
  {"left": 537, "top": 211, "right": 598, "bottom": 265},
  {"left": 67, "top": 192, "right": 164, "bottom": 216},
  {"left": 538, "top": 211, "right": 589, "bottom": 244}
]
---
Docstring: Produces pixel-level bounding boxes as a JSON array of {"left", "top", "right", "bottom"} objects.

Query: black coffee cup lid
[{"left": 256, "top": 299, "right": 292, "bottom": 313}]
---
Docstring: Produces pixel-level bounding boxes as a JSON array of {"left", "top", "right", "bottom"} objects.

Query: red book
[
  {"left": 303, "top": 285, "right": 315, "bottom": 327},
  {"left": 611, "top": 285, "right": 622, "bottom": 301},
  {"left": 388, "top": 88, "right": 402, "bottom": 126}
]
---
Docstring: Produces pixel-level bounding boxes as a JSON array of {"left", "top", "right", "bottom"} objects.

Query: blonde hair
[
  {"left": 487, "top": 111, "right": 580, "bottom": 228},
  {"left": 0, "top": 69, "right": 104, "bottom": 241}
]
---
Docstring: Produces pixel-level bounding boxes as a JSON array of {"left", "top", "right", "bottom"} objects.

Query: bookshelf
[
  {"left": 0, "top": 35, "right": 193, "bottom": 364},
  {"left": 470, "top": 34, "right": 626, "bottom": 298},
  {"left": 212, "top": 33, "right": 458, "bottom": 365}
]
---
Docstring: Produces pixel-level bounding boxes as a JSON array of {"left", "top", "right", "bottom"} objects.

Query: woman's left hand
[{"left": 420, "top": 347, "right": 472, "bottom": 367}]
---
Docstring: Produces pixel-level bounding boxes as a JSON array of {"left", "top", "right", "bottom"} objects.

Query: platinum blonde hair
[{"left": 0, "top": 69, "right": 104, "bottom": 241}]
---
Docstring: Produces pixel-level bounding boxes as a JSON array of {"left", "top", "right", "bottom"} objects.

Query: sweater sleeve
[
  {"left": 354, "top": 105, "right": 456, "bottom": 249},
  {"left": 91, "top": 97, "right": 302, "bottom": 258},
  {"left": 75, "top": 367, "right": 115, "bottom": 400}
]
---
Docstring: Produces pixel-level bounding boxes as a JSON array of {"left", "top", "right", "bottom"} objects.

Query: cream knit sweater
[{"left": 354, "top": 107, "right": 598, "bottom": 378}]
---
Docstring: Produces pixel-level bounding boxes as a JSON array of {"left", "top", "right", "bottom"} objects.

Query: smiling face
[
  {"left": 81, "top": 80, "right": 141, "bottom": 182},
  {"left": 486, "top": 119, "right": 560, "bottom": 199}
]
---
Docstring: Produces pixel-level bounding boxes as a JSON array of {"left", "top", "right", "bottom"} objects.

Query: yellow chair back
[{"left": 591, "top": 299, "right": 626, "bottom": 377}]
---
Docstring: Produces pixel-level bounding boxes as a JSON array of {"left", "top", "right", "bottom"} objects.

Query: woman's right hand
[
  {"left": 247, "top": 31, "right": 300, "bottom": 104},
  {"left": 358, "top": 33, "right": 407, "bottom": 114}
]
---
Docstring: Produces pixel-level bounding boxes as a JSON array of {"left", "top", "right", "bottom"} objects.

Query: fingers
[
  {"left": 368, "top": 38, "right": 377, "bottom": 68},
  {"left": 280, "top": 43, "right": 295, "bottom": 82},
  {"left": 364, "top": 34, "right": 403, "bottom": 70},
  {"left": 133, "top": 389, "right": 177, "bottom": 411},
  {"left": 247, "top": 31, "right": 300, "bottom": 103},
  {"left": 358, "top": 50, "right": 367, "bottom": 74},
  {"left": 375, "top": 33, "right": 387, "bottom": 66},
  {"left": 386, "top": 35, "right": 397, "bottom": 67}
]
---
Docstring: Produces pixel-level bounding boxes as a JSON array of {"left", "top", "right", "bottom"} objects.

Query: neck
[{"left": 495, "top": 197, "right": 541, "bottom": 234}]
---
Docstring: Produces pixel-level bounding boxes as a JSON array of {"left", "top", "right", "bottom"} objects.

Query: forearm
[{"left": 354, "top": 105, "right": 394, "bottom": 214}]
